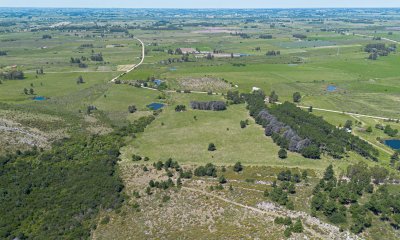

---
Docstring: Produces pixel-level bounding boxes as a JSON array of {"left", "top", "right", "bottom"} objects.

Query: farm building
[
  {"left": 252, "top": 87, "right": 260, "bottom": 92},
  {"left": 153, "top": 79, "right": 164, "bottom": 86}
]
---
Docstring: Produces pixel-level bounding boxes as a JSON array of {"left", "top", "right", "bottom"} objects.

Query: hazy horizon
[{"left": 1, "top": 0, "right": 400, "bottom": 9}]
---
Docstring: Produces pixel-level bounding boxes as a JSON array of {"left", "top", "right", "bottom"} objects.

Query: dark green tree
[
  {"left": 278, "top": 148, "right": 288, "bottom": 159},
  {"left": 292, "top": 92, "right": 301, "bottom": 103}
]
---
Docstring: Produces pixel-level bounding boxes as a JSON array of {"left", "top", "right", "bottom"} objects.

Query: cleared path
[
  {"left": 182, "top": 186, "right": 360, "bottom": 240},
  {"left": 110, "top": 37, "right": 145, "bottom": 83},
  {"left": 355, "top": 33, "right": 399, "bottom": 44}
]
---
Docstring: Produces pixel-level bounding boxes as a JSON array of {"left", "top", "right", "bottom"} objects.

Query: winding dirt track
[
  {"left": 110, "top": 37, "right": 145, "bottom": 83},
  {"left": 182, "top": 186, "right": 361, "bottom": 240}
]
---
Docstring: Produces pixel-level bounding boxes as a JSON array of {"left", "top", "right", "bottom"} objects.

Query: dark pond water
[
  {"left": 384, "top": 139, "right": 400, "bottom": 150},
  {"left": 326, "top": 85, "right": 337, "bottom": 92},
  {"left": 147, "top": 103, "right": 164, "bottom": 110},
  {"left": 33, "top": 96, "right": 46, "bottom": 101}
]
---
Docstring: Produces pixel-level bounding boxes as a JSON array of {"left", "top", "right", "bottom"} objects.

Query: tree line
[
  {"left": 243, "top": 91, "right": 379, "bottom": 160},
  {"left": 190, "top": 101, "right": 226, "bottom": 111}
]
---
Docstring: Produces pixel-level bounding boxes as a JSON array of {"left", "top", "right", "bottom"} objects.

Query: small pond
[
  {"left": 147, "top": 103, "right": 164, "bottom": 110},
  {"left": 384, "top": 139, "right": 400, "bottom": 150},
  {"left": 33, "top": 96, "right": 47, "bottom": 101},
  {"left": 326, "top": 85, "right": 337, "bottom": 92},
  {"left": 169, "top": 67, "right": 177, "bottom": 71}
]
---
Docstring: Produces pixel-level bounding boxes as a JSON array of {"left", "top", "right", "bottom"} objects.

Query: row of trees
[
  {"left": 190, "top": 101, "right": 226, "bottom": 111},
  {"left": 0, "top": 70, "right": 24, "bottom": 80},
  {"left": 268, "top": 102, "right": 379, "bottom": 160},
  {"left": 243, "top": 91, "right": 378, "bottom": 160},
  {"left": 266, "top": 50, "right": 281, "bottom": 56}
]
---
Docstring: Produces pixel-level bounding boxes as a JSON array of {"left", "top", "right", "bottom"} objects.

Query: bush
[
  {"left": 128, "top": 105, "right": 137, "bottom": 113},
  {"left": 132, "top": 154, "right": 142, "bottom": 161},
  {"left": 293, "top": 92, "right": 301, "bottom": 103},
  {"left": 175, "top": 105, "right": 186, "bottom": 112},
  {"left": 208, "top": 143, "right": 216, "bottom": 151},
  {"left": 240, "top": 120, "right": 247, "bottom": 128},
  {"left": 233, "top": 162, "right": 243, "bottom": 172},
  {"left": 278, "top": 148, "right": 288, "bottom": 159},
  {"left": 218, "top": 175, "right": 227, "bottom": 184}
]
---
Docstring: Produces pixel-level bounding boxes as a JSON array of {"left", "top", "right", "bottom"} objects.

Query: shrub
[
  {"left": 218, "top": 175, "right": 227, "bottom": 184},
  {"left": 175, "top": 105, "right": 186, "bottom": 112},
  {"left": 208, "top": 143, "right": 216, "bottom": 151},
  {"left": 132, "top": 154, "right": 142, "bottom": 161},
  {"left": 278, "top": 148, "right": 288, "bottom": 159},
  {"left": 233, "top": 162, "right": 243, "bottom": 172},
  {"left": 128, "top": 105, "right": 137, "bottom": 113},
  {"left": 240, "top": 120, "right": 246, "bottom": 128}
]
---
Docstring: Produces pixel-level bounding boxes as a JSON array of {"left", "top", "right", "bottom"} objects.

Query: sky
[{"left": 1, "top": 0, "right": 400, "bottom": 8}]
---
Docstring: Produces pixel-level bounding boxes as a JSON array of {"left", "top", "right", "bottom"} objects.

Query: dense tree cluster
[
  {"left": 266, "top": 50, "right": 280, "bottom": 56},
  {"left": 256, "top": 109, "right": 315, "bottom": 157},
  {"left": 153, "top": 158, "right": 180, "bottom": 171},
  {"left": 267, "top": 102, "right": 378, "bottom": 160},
  {"left": 0, "top": 70, "right": 24, "bottom": 80},
  {"left": 0, "top": 133, "right": 127, "bottom": 239},
  {"left": 242, "top": 90, "right": 266, "bottom": 117},
  {"left": 364, "top": 43, "right": 396, "bottom": 60},
  {"left": 266, "top": 184, "right": 294, "bottom": 209},
  {"left": 80, "top": 43, "right": 94, "bottom": 48},
  {"left": 243, "top": 92, "right": 378, "bottom": 160},
  {"left": 115, "top": 115, "right": 155, "bottom": 137},
  {"left": 190, "top": 101, "right": 226, "bottom": 111},
  {"left": 0, "top": 50, "right": 7, "bottom": 56},
  {"left": 175, "top": 105, "right": 186, "bottom": 112},
  {"left": 310, "top": 163, "right": 393, "bottom": 233},
  {"left": 383, "top": 125, "right": 398, "bottom": 137},
  {"left": 293, "top": 34, "right": 307, "bottom": 39},
  {"left": 90, "top": 53, "right": 103, "bottom": 61},
  {"left": 226, "top": 90, "right": 245, "bottom": 104},
  {"left": 148, "top": 178, "right": 175, "bottom": 190},
  {"left": 259, "top": 34, "right": 273, "bottom": 39},
  {"left": 231, "top": 32, "right": 250, "bottom": 38},
  {"left": 277, "top": 170, "right": 302, "bottom": 183},
  {"left": 194, "top": 163, "right": 217, "bottom": 177}
]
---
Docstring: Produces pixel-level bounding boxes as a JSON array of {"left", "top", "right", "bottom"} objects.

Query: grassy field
[{"left": 1, "top": 10, "right": 400, "bottom": 239}]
